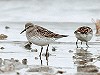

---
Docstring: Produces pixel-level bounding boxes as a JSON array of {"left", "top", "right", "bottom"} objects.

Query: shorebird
[
  {"left": 74, "top": 26, "right": 93, "bottom": 48},
  {"left": 20, "top": 22, "right": 68, "bottom": 56}
]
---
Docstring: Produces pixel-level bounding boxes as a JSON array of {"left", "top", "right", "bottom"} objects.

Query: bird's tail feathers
[
  {"left": 61, "top": 35, "right": 69, "bottom": 37},
  {"left": 55, "top": 34, "right": 68, "bottom": 38}
]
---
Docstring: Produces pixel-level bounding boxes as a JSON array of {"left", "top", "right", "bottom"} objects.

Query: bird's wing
[{"left": 35, "top": 25, "right": 66, "bottom": 38}]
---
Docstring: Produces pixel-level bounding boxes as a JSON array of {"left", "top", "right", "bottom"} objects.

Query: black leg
[
  {"left": 76, "top": 39, "right": 78, "bottom": 48},
  {"left": 39, "top": 46, "right": 43, "bottom": 65},
  {"left": 39, "top": 46, "right": 43, "bottom": 59},
  {"left": 81, "top": 41, "right": 82, "bottom": 45},
  {"left": 46, "top": 44, "right": 49, "bottom": 60},
  {"left": 46, "top": 56, "right": 48, "bottom": 66},
  {"left": 86, "top": 42, "right": 89, "bottom": 48}
]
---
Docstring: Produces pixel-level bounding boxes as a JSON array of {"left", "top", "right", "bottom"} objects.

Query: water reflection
[
  {"left": 73, "top": 47, "right": 98, "bottom": 73},
  {"left": 73, "top": 47, "right": 93, "bottom": 65}
]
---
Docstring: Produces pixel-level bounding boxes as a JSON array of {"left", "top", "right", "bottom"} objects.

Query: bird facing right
[{"left": 74, "top": 26, "right": 93, "bottom": 48}]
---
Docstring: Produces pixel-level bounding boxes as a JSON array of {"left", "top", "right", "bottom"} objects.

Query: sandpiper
[
  {"left": 74, "top": 26, "right": 93, "bottom": 48},
  {"left": 20, "top": 22, "right": 68, "bottom": 56}
]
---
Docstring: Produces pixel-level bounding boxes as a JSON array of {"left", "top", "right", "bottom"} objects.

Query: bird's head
[{"left": 20, "top": 22, "right": 34, "bottom": 34}]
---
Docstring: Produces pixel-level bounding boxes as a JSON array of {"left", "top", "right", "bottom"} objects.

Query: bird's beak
[{"left": 20, "top": 28, "right": 26, "bottom": 34}]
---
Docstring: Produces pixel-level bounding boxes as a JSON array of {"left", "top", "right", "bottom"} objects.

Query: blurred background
[{"left": 0, "top": 0, "right": 100, "bottom": 22}]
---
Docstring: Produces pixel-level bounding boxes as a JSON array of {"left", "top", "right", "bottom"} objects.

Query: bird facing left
[{"left": 20, "top": 22, "right": 68, "bottom": 57}]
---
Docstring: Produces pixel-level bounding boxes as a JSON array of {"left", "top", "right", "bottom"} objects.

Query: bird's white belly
[
  {"left": 28, "top": 36, "right": 56, "bottom": 46},
  {"left": 76, "top": 33, "right": 93, "bottom": 42}
]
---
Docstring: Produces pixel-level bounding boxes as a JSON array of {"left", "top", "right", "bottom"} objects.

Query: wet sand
[{"left": 0, "top": 22, "right": 100, "bottom": 75}]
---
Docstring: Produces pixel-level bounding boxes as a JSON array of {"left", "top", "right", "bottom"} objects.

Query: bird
[
  {"left": 20, "top": 22, "right": 68, "bottom": 57},
  {"left": 74, "top": 26, "right": 93, "bottom": 48}
]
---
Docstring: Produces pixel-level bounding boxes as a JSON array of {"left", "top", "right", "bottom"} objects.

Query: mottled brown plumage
[
  {"left": 74, "top": 26, "right": 93, "bottom": 34},
  {"left": 20, "top": 22, "right": 68, "bottom": 46},
  {"left": 35, "top": 25, "right": 67, "bottom": 38},
  {"left": 20, "top": 22, "right": 68, "bottom": 58},
  {"left": 22, "top": 22, "right": 68, "bottom": 39},
  {"left": 74, "top": 26, "right": 93, "bottom": 48}
]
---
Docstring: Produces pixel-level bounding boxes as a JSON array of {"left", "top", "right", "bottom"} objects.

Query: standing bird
[
  {"left": 74, "top": 26, "right": 93, "bottom": 48},
  {"left": 20, "top": 22, "right": 68, "bottom": 56}
]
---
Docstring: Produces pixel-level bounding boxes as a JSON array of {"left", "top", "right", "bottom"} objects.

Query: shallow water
[{"left": 0, "top": 22, "right": 100, "bottom": 74}]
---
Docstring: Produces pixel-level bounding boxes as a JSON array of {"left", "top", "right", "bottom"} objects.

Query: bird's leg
[
  {"left": 46, "top": 56, "right": 49, "bottom": 66},
  {"left": 39, "top": 46, "right": 43, "bottom": 59},
  {"left": 39, "top": 46, "right": 43, "bottom": 65},
  {"left": 46, "top": 44, "right": 49, "bottom": 60},
  {"left": 76, "top": 39, "right": 78, "bottom": 48},
  {"left": 81, "top": 41, "right": 82, "bottom": 45},
  {"left": 86, "top": 42, "right": 89, "bottom": 48},
  {"left": 80, "top": 41, "right": 83, "bottom": 47}
]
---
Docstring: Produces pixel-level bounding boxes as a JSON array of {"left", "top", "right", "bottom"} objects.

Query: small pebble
[
  {"left": 90, "top": 58, "right": 94, "bottom": 62},
  {"left": 31, "top": 49, "right": 34, "bottom": 52},
  {"left": 24, "top": 43, "right": 32, "bottom": 50},
  {"left": 69, "top": 50, "right": 73, "bottom": 53},
  {"left": 73, "top": 56, "right": 76, "bottom": 59},
  {"left": 33, "top": 49, "right": 38, "bottom": 52},
  {"left": 30, "top": 49, "right": 38, "bottom": 52},
  {"left": 35, "top": 57, "right": 38, "bottom": 60},
  {"left": 57, "top": 70, "right": 65, "bottom": 74},
  {"left": 52, "top": 47, "right": 56, "bottom": 51},
  {"left": 0, "top": 34, "right": 8, "bottom": 40},
  {"left": 16, "top": 72, "right": 20, "bottom": 75},
  {"left": 5, "top": 26, "right": 10, "bottom": 29},
  {"left": 0, "top": 47, "right": 5, "bottom": 49},
  {"left": 22, "top": 59, "right": 27, "bottom": 65},
  {"left": 15, "top": 60, "right": 19, "bottom": 62}
]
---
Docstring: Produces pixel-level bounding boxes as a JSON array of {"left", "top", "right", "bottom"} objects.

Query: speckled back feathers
[
  {"left": 25, "top": 22, "right": 68, "bottom": 38},
  {"left": 74, "top": 26, "right": 93, "bottom": 34}
]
